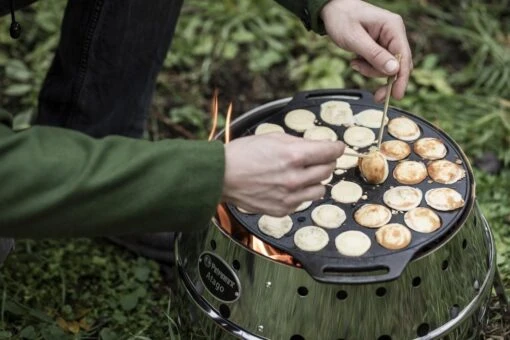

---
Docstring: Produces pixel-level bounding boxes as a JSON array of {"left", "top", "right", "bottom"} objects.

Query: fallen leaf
[
  {"left": 79, "top": 318, "right": 91, "bottom": 331},
  {"left": 68, "top": 321, "right": 80, "bottom": 334},
  {"left": 56, "top": 317, "right": 68, "bottom": 330}
]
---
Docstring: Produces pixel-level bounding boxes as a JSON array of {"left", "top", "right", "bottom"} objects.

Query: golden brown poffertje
[
  {"left": 427, "top": 160, "right": 466, "bottom": 184},
  {"left": 380, "top": 140, "right": 411, "bottom": 161},
  {"left": 425, "top": 188, "right": 465, "bottom": 211},
  {"left": 404, "top": 207, "right": 442, "bottom": 233},
  {"left": 354, "top": 204, "right": 392, "bottom": 228},
  {"left": 358, "top": 150, "right": 389, "bottom": 184},
  {"left": 393, "top": 160, "right": 428, "bottom": 185},
  {"left": 414, "top": 137, "right": 447, "bottom": 160},
  {"left": 376, "top": 223, "right": 412, "bottom": 250}
]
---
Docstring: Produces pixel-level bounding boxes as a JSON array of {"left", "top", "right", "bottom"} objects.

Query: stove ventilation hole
[
  {"left": 210, "top": 240, "right": 217, "bottom": 250},
  {"left": 417, "top": 323, "right": 430, "bottom": 336},
  {"left": 450, "top": 304, "right": 460, "bottom": 319},
  {"left": 462, "top": 239, "right": 468, "bottom": 249},
  {"left": 219, "top": 304, "right": 230, "bottom": 319},
  {"left": 376, "top": 287, "right": 387, "bottom": 297},
  {"left": 412, "top": 277, "right": 421, "bottom": 287},
  {"left": 377, "top": 335, "right": 392, "bottom": 340},
  {"left": 232, "top": 260, "right": 241, "bottom": 270},
  {"left": 297, "top": 286, "right": 308, "bottom": 297},
  {"left": 441, "top": 260, "right": 449, "bottom": 271},
  {"left": 290, "top": 335, "right": 304, "bottom": 340},
  {"left": 336, "top": 290, "right": 348, "bottom": 300}
]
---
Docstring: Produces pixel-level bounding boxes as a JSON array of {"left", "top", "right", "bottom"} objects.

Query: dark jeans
[
  {"left": 35, "top": 0, "right": 184, "bottom": 270},
  {"left": 37, "top": 0, "right": 183, "bottom": 138}
]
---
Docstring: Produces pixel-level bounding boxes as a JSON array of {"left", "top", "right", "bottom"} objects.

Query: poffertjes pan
[{"left": 227, "top": 89, "right": 472, "bottom": 283}]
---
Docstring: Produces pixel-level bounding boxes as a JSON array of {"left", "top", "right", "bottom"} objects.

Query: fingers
[
  {"left": 372, "top": 54, "right": 413, "bottom": 102},
  {"left": 345, "top": 25, "right": 401, "bottom": 77},
  {"left": 290, "top": 184, "right": 327, "bottom": 207},
  {"left": 321, "top": 0, "right": 413, "bottom": 100},
  {"left": 232, "top": 184, "right": 327, "bottom": 217},
  {"left": 298, "top": 162, "right": 336, "bottom": 188},
  {"left": 351, "top": 59, "right": 386, "bottom": 78},
  {"left": 274, "top": 185, "right": 327, "bottom": 217},
  {"left": 374, "top": 86, "right": 388, "bottom": 103},
  {"left": 346, "top": 24, "right": 412, "bottom": 100},
  {"left": 392, "top": 58, "right": 413, "bottom": 99},
  {"left": 299, "top": 140, "right": 346, "bottom": 167}
]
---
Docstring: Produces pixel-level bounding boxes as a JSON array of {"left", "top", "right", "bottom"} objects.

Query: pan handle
[
  {"left": 296, "top": 248, "right": 417, "bottom": 284},
  {"left": 287, "top": 88, "right": 375, "bottom": 107}
]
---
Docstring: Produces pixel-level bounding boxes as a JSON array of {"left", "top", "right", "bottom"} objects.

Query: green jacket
[
  {"left": 0, "top": 109, "right": 224, "bottom": 238},
  {"left": 275, "top": 0, "right": 330, "bottom": 34},
  {"left": 0, "top": 0, "right": 329, "bottom": 249}
]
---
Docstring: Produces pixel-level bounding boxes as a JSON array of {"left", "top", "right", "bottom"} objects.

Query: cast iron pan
[{"left": 226, "top": 89, "right": 474, "bottom": 284}]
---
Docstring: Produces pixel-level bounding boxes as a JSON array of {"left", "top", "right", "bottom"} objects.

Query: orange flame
[
  {"left": 216, "top": 204, "right": 234, "bottom": 236},
  {"left": 250, "top": 235, "right": 297, "bottom": 265},
  {"left": 207, "top": 89, "right": 219, "bottom": 142},
  {"left": 208, "top": 94, "right": 296, "bottom": 266},
  {"left": 225, "top": 102, "right": 233, "bottom": 144}
]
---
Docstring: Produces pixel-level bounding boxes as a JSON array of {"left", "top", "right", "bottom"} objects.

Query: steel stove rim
[{"left": 175, "top": 201, "right": 496, "bottom": 340}]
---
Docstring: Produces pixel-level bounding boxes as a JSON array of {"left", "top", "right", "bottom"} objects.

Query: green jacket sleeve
[
  {"left": 273, "top": 0, "right": 331, "bottom": 34},
  {"left": 0, "top": 109, "right": 225, "bottom": 238}
]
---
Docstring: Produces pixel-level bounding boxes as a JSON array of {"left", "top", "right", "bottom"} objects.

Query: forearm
[{"left": 0, "top": 124, "right": 224, "bottom": 238}]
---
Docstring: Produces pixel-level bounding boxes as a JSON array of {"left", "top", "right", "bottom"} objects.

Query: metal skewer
[{"left": 376, "top": 54, "right": 402, "bottom": 149}]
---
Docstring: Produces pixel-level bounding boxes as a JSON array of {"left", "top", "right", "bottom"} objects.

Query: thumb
[{"left": 347, "top": 26, "right": 399, "bottom": 75}]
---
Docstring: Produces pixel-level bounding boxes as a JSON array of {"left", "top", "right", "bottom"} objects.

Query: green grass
[{"left": 1, "top": 0, "right": 509, "bottom": 339}]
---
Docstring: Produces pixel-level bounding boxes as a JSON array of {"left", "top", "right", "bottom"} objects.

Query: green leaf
[
  {"left": 134, "top": 266, "right": 150, "bottom": 282},
  {"left": 119, "top": 291, "right": 139, "bottom": 311},
  {"left": 19, "top": 326, "right": 37, "bottom": 339},
  {"left": 0, "top": 331, "right": 12, "bottom": 339},
  {"left": 421, "top": 54, "right": 439, "bottom": 70},
  {"left": 28, "top": 308, "right": 54, "bottom": 323},
  {"left": 249, "top": 50, "right": 283, "bottom": 72},
  {"left": 111, "top": 310, "right": 127, "bottom": 324},
  {"left": 169, "top": 105, "right": 205, "bottom": 128},
  {"left": 231, "top": 28, "right": 256, "bottom": 43},
  {"left": 0, "top": 51, "right": 8, "bottom": 66},
  {"left": 5, "top": 59, "right": 32, "bottom": 81},
  {"left": 35, "top": 12, "right": 60, "bottom": 32},
  {"left": 92, "top": 256, "right": 107, "bottom": 265},
  {"left": 4, "top": 84, "right": 32, "bottom": 97},
  {"left": 192, "top": 36, "right": 214, "bottom": 56},
  {"left": 41, "top": 325, "right": 68, "bottom": 340},
  {"left": 4, "top": 300, "right": 27, "bottom": 316},
  {"left": 100, "top": 328, "right": 120, "bottom": 340},
  {"left": 12, "top": 109, "right": 33, "bottom": 131},
  {"left": 134, "top": 286, "right": 147, "bottom": 299},
  {"left": 222, "top": 42, "right": 239, "bottom": 60}
]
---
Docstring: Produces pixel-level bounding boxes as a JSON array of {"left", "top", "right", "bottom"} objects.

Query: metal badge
[{"left": 198, "top": 251, "right": 241, "bottom": 303}]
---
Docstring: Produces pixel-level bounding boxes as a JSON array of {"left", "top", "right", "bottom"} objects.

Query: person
[{"left": 0, "top": 0, "right": 412, "bottom": 273}]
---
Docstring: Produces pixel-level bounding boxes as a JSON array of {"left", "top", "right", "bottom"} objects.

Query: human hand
[
  {"left": 222, "top": 133, "right": 345, "bottom": 216},
  {"left": 321, "top": 0, "right": 412, "bottom": 102}
]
